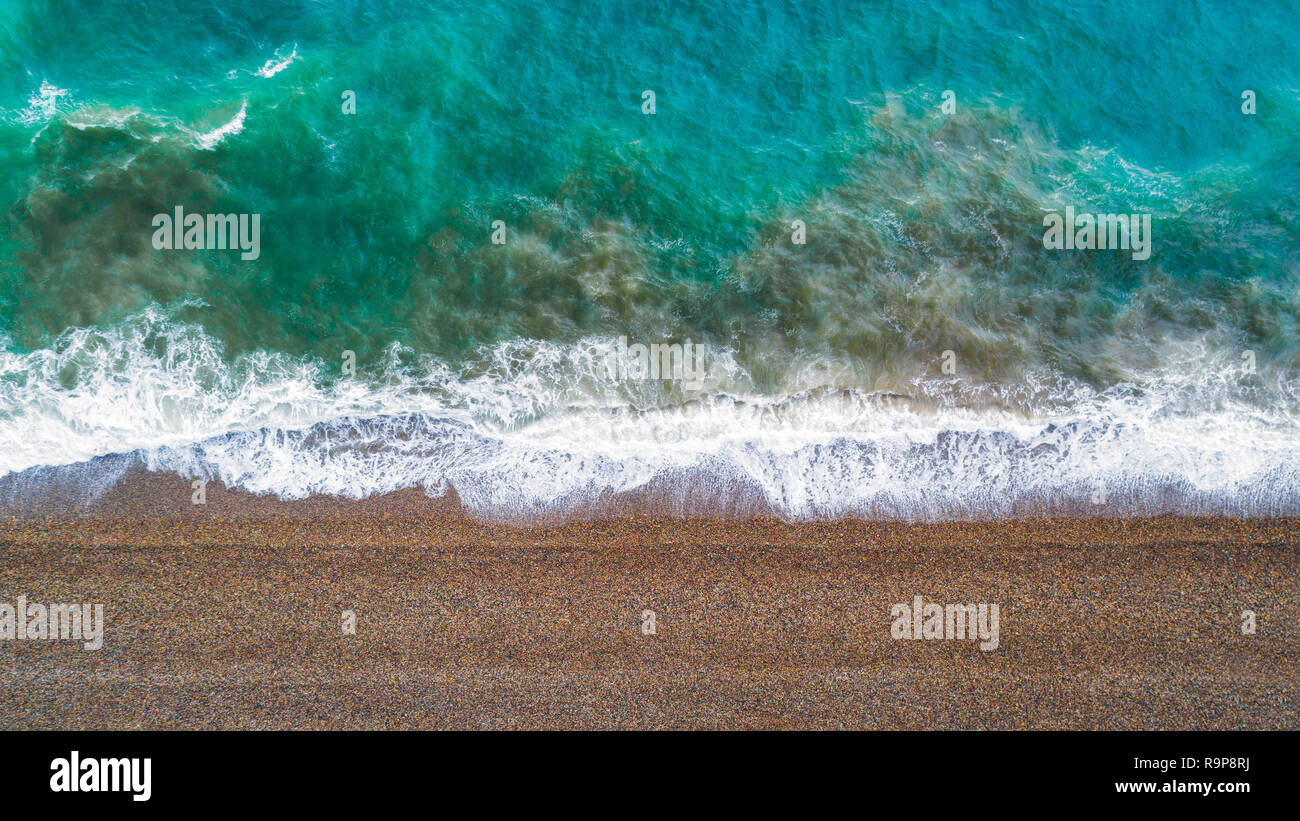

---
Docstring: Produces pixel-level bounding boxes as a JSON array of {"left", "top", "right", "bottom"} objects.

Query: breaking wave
[{"left": 1, "top": 309, "right": 1297, "bottom": 522}]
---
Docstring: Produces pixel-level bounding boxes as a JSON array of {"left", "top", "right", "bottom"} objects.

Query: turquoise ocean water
[{"left": 1, "top": 0, "right": 1299, "bottom": 520}]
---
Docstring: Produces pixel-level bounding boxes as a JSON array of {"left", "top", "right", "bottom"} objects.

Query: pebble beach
[{"left": 2, "top": 470, "right": 1295, "bottom": 730}]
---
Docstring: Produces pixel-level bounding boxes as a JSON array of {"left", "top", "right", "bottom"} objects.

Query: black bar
[{"left": 7, "top": 731, "right": 1287, "bottom": 809}]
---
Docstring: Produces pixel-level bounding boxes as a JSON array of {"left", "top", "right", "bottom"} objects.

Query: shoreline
[{"left": 1, "top": 470, "right": 1297, "bottom": 729}]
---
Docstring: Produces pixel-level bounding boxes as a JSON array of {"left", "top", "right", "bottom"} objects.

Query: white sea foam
[
  {"left": 66, "top": 106, "right": 145, "bottom": 131},
  {"left": 255, "top": 46, "right": 298, "bottom": 78},
  {"left": 14, "top": 81, "right": 69, "bottom": 125},
  {"left": 194, "top": 101, "right": 247, "bottom": 150},
  {"left": 1, "top": 309, "right": 1298, "bottom": 521}
]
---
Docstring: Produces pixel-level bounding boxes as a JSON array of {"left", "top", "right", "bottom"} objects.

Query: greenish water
[{"left": 1, "top": 0, "right": 1298, "bottom": 520}]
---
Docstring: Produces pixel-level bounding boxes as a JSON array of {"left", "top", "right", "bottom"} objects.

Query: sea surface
[{"left": 2, "top": 0, "right": 1299, "bottom": 520}]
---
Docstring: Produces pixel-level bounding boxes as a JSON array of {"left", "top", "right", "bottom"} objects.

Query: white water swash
[{"left": 1, "top": 307, "right": 1298, "bottom": 522}]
